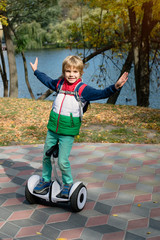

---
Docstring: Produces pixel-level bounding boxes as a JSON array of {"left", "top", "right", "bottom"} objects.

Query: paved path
[{"left": 0, "top": 143, "right": 160, "bottom": 240}]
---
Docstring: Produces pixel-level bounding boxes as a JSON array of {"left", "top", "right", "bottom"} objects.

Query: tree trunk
[
  {"left": 107, "top": 49, "right": 133, "bottom": 104},
  {"left": 129, "top": 1, "right": 157, "bottom": 107},
  {"left": 21, "top": 51, "right": 35, "bottom": 99},
  {"left": 136, "top": 2, "right": 152, "bottom": 107},
  {"left": 3, "top": 24, "right": 18, "bottom": 98},
  {"left": 37, "top": 89, "right": 54, "bottom": 100},
  {"left": 128, "top": 6, "right": 141, "bottom": 106},
  {"left": 0, "top": 39, "right": 8, "bottom": 97}
]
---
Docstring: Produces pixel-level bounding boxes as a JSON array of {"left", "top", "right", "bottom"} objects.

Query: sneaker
[
  {"left": 33, "top": 178, "right": 51, "bottom": 195},
  {"left": 57, "top": 184, "right": 73, "bottom": 199}
]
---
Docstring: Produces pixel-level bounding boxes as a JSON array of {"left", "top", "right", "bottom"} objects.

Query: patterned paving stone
[
  {"left": 102, "top": 231, "right": 125, "bottom": 240},
  {"left": 0, "top": 143, "right": 160, "bottom": 240}
]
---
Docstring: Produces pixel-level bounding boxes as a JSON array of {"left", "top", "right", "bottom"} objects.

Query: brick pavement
[{"left": 0, "top": 143, "right": 160, "bottom": 240}]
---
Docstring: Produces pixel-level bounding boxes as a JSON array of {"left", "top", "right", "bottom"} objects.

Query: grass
[{"left": 0, "top": 97, "right": 160, "bottom": 146}]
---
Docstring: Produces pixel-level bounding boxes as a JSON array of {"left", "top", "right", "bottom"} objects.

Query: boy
[{"left": 30, "top": 55, "right": 128, "bottom": 198}]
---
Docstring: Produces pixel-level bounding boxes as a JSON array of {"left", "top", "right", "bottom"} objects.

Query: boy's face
[{"left": 64, "top": 66, "right": 81, "bottom": 84}]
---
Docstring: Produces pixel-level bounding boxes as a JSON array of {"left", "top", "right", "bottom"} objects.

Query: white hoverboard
[{"left": 25, "top": 144, "right": 87, "bottom": 212}]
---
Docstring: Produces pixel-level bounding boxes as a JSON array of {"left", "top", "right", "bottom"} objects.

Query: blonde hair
[{"left": 62, "top": 55, "right": 84, "bottom": 76}]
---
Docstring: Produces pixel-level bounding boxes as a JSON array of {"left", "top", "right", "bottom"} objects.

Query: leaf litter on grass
[{"left": 0, "top": 98, "right": 160, "bottom": 146}]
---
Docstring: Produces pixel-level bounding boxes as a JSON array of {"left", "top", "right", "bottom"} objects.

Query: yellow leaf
[{"left": 56, "top": 238, "right": 68, "bottom": 240}]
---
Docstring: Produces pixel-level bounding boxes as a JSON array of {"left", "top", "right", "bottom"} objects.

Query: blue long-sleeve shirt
[{"left": 34, "top": 70, "right": 118, "bottom": 101}]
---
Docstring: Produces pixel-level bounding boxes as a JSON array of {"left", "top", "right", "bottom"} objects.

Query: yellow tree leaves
[
  {"left": 0, "top": 0, "right": 7, "bottom": 25},
  {"left": 74, "top": 0, "right": 160, "bottom": 49}
]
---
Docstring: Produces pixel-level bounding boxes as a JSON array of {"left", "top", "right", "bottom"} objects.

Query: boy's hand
[
  {"left": 115, "top": 72, "right": 128, "bottom": 89},
  {"left": 30, "top": 57, "right": 38, "bottom": 72}
]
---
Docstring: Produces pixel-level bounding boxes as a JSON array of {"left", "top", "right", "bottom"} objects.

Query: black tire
[
  {"left": 70, "top": 183, "right": 87, "bottom": 212},
  {"left": 25, "top": 183, "right": 38, "bottom": 204}
]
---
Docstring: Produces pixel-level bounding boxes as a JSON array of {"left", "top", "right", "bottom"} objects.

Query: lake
[{"left": 0, "top": 48, "right": 160, "bottom": 109}]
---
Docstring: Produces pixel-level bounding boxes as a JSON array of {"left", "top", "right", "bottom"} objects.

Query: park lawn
[{"left": 0, "top": 97, "right": 160, "bottom": 146}]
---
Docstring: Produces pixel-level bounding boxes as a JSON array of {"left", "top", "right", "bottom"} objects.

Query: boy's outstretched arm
[
  {"left": 115, "top": 72, "right": 128, "bottom": 89},
  {"left": 30, "top": 57, "right": 38, "bottom": 72}
]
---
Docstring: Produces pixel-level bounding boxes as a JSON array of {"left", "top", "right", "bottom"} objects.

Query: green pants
[{"left": 42, "top": 130, "right": 74, "bottom": 184}]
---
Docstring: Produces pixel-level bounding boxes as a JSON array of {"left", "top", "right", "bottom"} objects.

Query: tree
[
  {"left": 0, "top": 0, "right": 57, "bottom": 98},
  {"left": 0, "top": 40, "right": 8, "bottom": 97},
  {"left": 70, "top": 0, "right": 160, "bottom": 107},
  {"left": 3, "top": 23, "right": 18, "bottom": 97},
  {"left": 128, "top": 0, "right": 160, "bottom": 107},
  {"left": 15, "top": 37, "right": 35, "bottom": 99},
  {"left": 107, "top": 49, "right": 133, "bottom": 104},
  {"left": 15, "top": 21, "right": 46, "bottom": 50},
  {"left": 0, "top": 0, "right": 7, "bottom": 25}
]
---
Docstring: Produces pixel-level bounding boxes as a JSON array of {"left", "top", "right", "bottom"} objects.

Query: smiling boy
[{"left": 30, "top": 55, "right": 128, "bottom": 198}]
